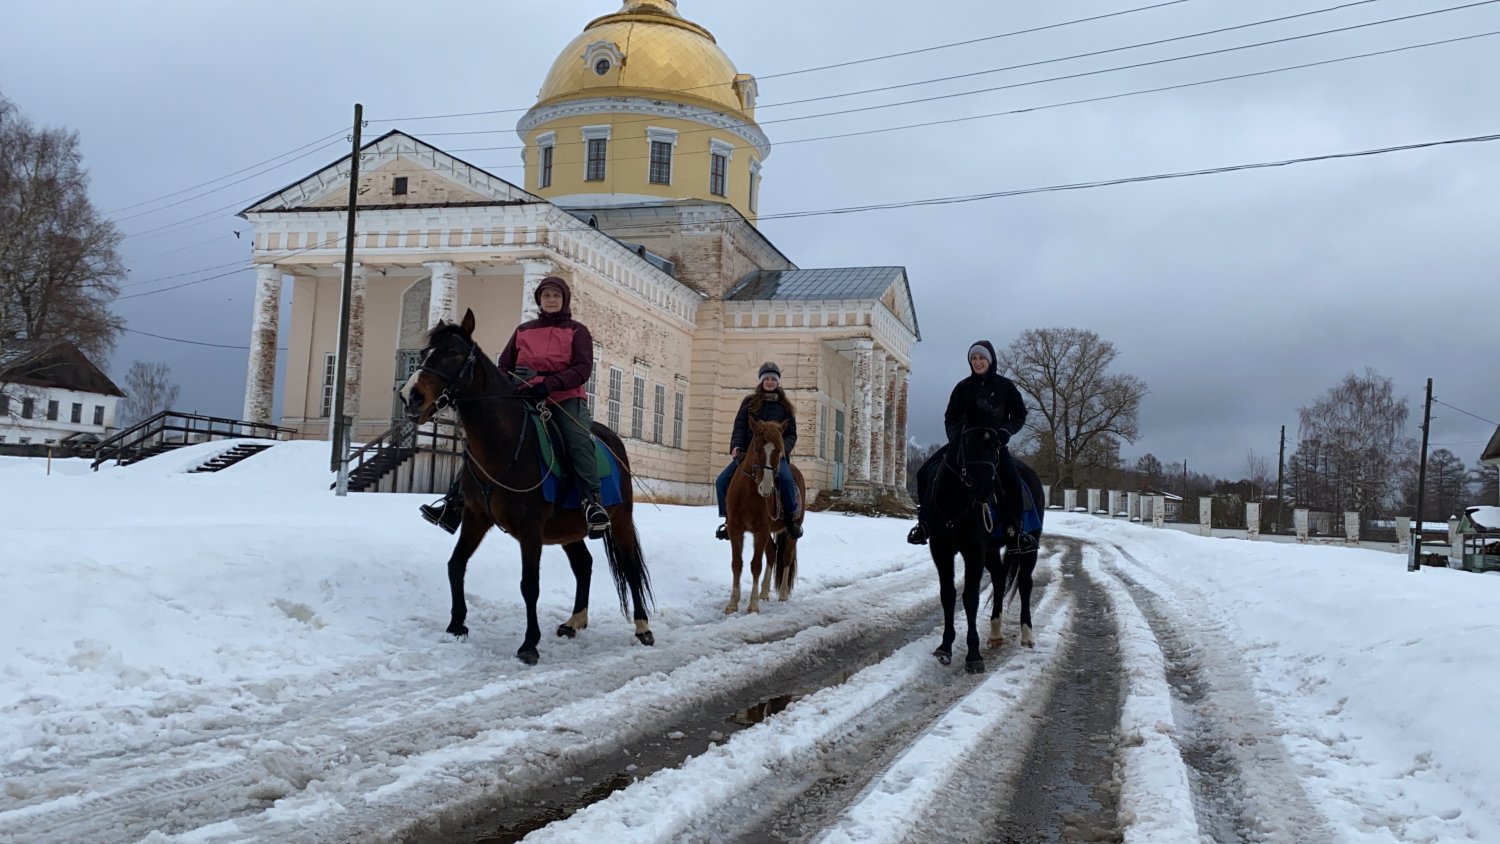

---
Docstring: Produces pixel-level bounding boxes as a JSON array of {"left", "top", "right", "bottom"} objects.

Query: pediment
[{"left": 241, "top": 131, "right": 535, "bottom": 215}]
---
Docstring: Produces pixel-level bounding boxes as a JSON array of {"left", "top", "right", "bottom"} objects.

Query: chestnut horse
[
  {"left": 403, "top": 309, "right": 654, "bottom": 665},
  {"left": 723, "top": 418, "right": 804, "bottom": 614}
]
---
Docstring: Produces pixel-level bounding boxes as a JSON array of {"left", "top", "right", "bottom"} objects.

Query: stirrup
[
  {"left": 585, "top": 501, "right": 610, "bottom": 539},
  {"left": 715, "top": 522, "right": 729, "bottom": 541},
  {"left": 420, "top": 500, "right": 461, "bottom": 535},
  {"left": 907, "top": 523, "right": 928, "bottom": 545}
]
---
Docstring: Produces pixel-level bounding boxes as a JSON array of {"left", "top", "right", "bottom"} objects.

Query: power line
[
  {"left": 421, "top": 0, "right": 1396, "bottom": 141},
  {"left": 472, "top": 30, "right": 1498, "bottom": 172},
  {"left": 372, "top": 0, "right": 1201, "bottom": 124},
  {"left": 123, "top": 326, "right": 285, "bottom": 352},
  {"left": 443, "top": 0, "right": 1500, "bottom": 157},
  {"left": 1434, "top": 399, "right": 1499, "bottom": 426},
  {"left": 106, "top": 129, "right": 346, "bottom": 215},
  {"left": 111, "top": 138, "right": 348, "bottom": 223},
  {"left": 129, "top": 232, "right": 241, "bottom": 262}
]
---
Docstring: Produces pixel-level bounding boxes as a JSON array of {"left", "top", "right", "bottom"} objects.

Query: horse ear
[
  {"left": 460, "top": 308, "right": 476, "bottom": 336},
  {"left": 779, "top": 419, "right": 790, "bottom": 432}
]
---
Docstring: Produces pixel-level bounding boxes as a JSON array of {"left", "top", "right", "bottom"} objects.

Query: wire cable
[{"left": 1434, "top": 399, "right": 1499, "bottom": 426}]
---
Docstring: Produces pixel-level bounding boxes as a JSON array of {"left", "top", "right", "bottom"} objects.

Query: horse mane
[{"left": 747, "top": 387, "right": 795, "bottom": 419}]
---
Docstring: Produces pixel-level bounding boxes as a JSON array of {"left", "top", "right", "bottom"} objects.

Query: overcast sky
[{"left": 4, "top": 0, "right": 1497, "bottom": 479}]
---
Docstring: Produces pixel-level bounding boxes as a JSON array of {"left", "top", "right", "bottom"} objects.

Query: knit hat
[
  {"left": 967, "top": 343, "right": 994, "bottom": 364},
  {"left": 758, "top": 361, "right": 782, "bottom": 383}
]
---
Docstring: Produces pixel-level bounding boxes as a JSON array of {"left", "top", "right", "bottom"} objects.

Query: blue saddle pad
[
  {"left": 540, "top": 437, "right": 624, "bottom": 509},
  {"left": 987, "top": 483, "right": 1041, "bottom": 539}
]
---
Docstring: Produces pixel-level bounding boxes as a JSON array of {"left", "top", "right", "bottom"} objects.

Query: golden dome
[{"left": 534, "top": 0, "right": 751, "bottom": 117}]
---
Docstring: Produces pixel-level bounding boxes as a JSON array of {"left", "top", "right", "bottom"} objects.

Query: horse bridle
[{"left": 416, "top": 338, "right": 480, "bottom": 412}]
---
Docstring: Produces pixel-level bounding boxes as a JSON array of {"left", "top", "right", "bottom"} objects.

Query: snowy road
[{"left": 5, "top": 445, "right": 1499, "bottom": 843}]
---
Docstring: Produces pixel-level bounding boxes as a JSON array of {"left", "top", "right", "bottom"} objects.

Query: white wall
[{"left": 0, "top": 385, "right": 120, "bottom": 444}]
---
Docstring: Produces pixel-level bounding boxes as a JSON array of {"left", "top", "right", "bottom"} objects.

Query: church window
[
  {"left": 710, "top": 153, "right": 727, "bottom": 196},
  {"left": 649, "top": 141, "right": 672, "bottom": 185},
  {"left": 631, "top": 375, "right": 646, "bottom": 439},
  {"left": 652, "top": 384, "right": 665, "bottom": 443},
  {"left": 321, "top": 353, "right": 337, "bottom": 418},
  {"left": 749, "top": 159, "right": 761, "bottom": 213},
  {"left": 586, "top": 139, "right": 608, "bottom": 181},
  {"left": 607, "top": 367, "right": 622, "bottom": 432},
  {"left": 71, "top": 402, "right": 82, "bottom": 423},
  {"left": 540, "top": 144, "right": 554, "bottom": 188},
  {"left": 583, "top": 126, "right": 611, "bottom": 181},
  {"left": 673, "top": 390, "right": 685, "bottom": 449},
  {"left": 594, "top": 58, "right": 611, "bottom": 76},
  {"left": 392, "top": 176, "right": 408, "bottom": 196}
]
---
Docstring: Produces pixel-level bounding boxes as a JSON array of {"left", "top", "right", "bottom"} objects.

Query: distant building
[
  {"left": 0, "top": 339, "right": 125, "bottom": 446},
  {"left": 1482, "top": 425, "right": 1500, "bottom": 506}
]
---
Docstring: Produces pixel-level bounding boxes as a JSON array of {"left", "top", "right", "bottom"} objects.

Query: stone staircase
[{"left": 187, "top": 442, "right": 275, "bottom": 473}]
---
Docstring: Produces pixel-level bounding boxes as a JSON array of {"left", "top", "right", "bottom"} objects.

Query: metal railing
[
  {"left": 342, "top": 416, "right": 465, "bottom": 494},
  {"left": 92, "top": 410, "right": 296, "bottom": 470}
]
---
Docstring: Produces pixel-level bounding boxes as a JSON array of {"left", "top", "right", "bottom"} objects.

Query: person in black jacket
[
  {"left": 907, "top": 340, "right": 1031, "bottom": 547},
  {"left": 714, "top": 361, "right": 803, "bottom": 540}
]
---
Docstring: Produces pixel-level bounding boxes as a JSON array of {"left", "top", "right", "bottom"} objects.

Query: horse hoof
[
  {"left": 557, "top": 624, "right": 577, "bottom": 639},
  {"left": 1023, "top": 640, "right": 1035, "bottom": 649},
  {"left": 965, "top": 659, "right": 986, "bottom": 674},
  {"left": 987, "top": 637, "right": 1003, "bottom": 649},
  {"left": 724, "top": 604, "right": 738, "bottom": 615},
  {"left": 446, "top": 622, "right": 469, "bottom": 638},
  {"left": 516, "top": 647, "right": 539, "bottom": 665},
  {"left": 635, "top": 631, "right": 655, "bottom": 647},
  {"left": 933, "top": 648, "right": 952, "bottom": 666}
]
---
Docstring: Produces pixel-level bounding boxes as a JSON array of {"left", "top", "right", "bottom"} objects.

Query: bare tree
[
  {"left": 1, "top": 93, "right": 124, "bottom": 363},
  {"left": 1425, "top": 448, "right": 1468, "bottom": 521},
  {"left": 1291, "top": 368, "right": 1413, "bottom": 522},
  {"left": 120, "top": 361, "right": 179, "bottom": 425},
  {"left": 1244, "top": 449, "right": 1273, "bottom": 500},
  {"left": 1000, "top": 328, "right": 1148, "bottom": 489},
  {"left": 1135, "top": 453, "right": 1164, "bottom": 490},
  {"left": 1472, "top": 463, "right": 1499, "bottom": 506}
]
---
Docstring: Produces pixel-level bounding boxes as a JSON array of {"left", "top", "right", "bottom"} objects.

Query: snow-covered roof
[{"left": 1466, "top": 505, "right": 1500, "bottom": 532}]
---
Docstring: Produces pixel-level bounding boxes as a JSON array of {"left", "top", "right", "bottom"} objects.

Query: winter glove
[{"left": 522, "top": 382, "right": 550, "bottom": 399}]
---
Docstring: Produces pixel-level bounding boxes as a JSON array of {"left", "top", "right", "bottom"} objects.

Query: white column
[
  {"left": 1199, "top": 497, "right": 1213, "bottom": 536},
  {"left": 1396, "top": 516, "right": 1412, "bottom": 553},
  {"left": 1087, "top": 488, "right": 1100, "bottom": 514},
  {"left": 1152, "top": 495, "right": 1166, "bottom": 528},
  {"left": 1063, "top": 489, "right": 1077, "bottom": 512},
  {"left": 1108, "top": 490, "right": 1122, "bottom": 516},
  {"left": 849, "top": 339, "right": 874, "bottom": 482},
  {"left": 893, "top": 366, "right": 910, "bottom": 492},
  {"left": 882, "top": 359, "right": 899, "bottom": 488},
  {"left": 424, "top": 260, "right": 458, "bottom": 328},
  {"left": 1344, "top": 511, "right": 1360, "bottom": 545},
  {"left": 1043, "top": 485, "right": 1052, "bottom": 508},
  {"left": 1294, "top": 508, "right": 1310, "bottom": 542},
  {"left": 1246, "top": 503, "right": 1261, "bottom": 540},
  {"left": 242, "top": 264, "right": 283, "bottom": 424},
  {"left": 1449, "top": 516, "right": 1462, "bottom": 566},
  {"left": 337, "top": 262, "right": 367, "bottom": 425},
  {"left": 1127, "top": 492, "right": 1140, "bottom": 520},
  {"left": 519, "top": 257, "right": 558, "bottom": 323},
  {"left": 869, "top": 348, "right": 887, "bottom": 490}
]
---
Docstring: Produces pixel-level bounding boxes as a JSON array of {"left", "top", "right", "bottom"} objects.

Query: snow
[
  {"left": 3, "top": 447, "right": 1500, "bottom": 842},
  {"left": 1466, "top": 505, "right": 1500, "bottom": 531}
]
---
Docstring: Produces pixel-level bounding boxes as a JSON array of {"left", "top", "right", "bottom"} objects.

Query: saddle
[{"left": 522, "top": 402, "right": 624, "bottom": 508}]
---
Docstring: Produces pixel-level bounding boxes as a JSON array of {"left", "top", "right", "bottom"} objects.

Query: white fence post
[
  {"left": 1064, "top": 489, "right": 1077, "bottom": 512},
  {"left": 1449, "top": 516, "right": 1462, "bottom": 567},
  {"left": 1088, "top": 488, "right": 1101, "bottom": 514},
  {"left": 1396, "top": 516, "right": 1412, "bottom": 554},
  {"left": 1199, "top": 497, "right": 1213, "bottom": 536},
  {"left": 1128, "top": 492, "right": 1140, "bottom": 520},
  {"left": 1247, "top": 503, "right": 1261, "bottom": 540},
  {"left": 1152, "top": 495, "right": 1165, "bottom": 528},
  {"left": 1042, "top": 484, "right": 1051, "bottom": 508},
  {"left": 1344, "top": 511, "right": 1360, "bottom": 545},
  {"left": 1294, "top": 508, "right": 1310, "bottom": 543}
]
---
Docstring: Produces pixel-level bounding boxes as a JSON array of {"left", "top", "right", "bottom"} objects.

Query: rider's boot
[
  {"left": 584, "top": 492, "right": 610, "bottom": 540},
  {"left": 420, "top": 480, "right": 464, "bottom": 535},
  {"left": 715, "top": 522, "right": 729, "bottom": 541},
  {"left": 907, "top": 523, "right": 928, "bottom": 545},
  {"left": 780, "top": 485, "right": 803, "bottom": 540}
]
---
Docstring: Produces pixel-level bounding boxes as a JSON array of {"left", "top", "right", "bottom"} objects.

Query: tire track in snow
[
  {"left": 0, "top": 564, "right": 936, "bottom": 843},
  {"left": 1101, "top": 541, "right": 1333, "bottom": 843}
]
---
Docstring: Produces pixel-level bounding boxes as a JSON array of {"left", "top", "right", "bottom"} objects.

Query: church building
[{"left": 239, "top": 0, "right": 919, "bottom": 505}]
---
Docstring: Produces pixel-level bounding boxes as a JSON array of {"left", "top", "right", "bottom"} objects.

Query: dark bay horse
[
  {"left": 403, "top": 309, "right": 654, "bottom": 665},
  {"left": 723, "top": 418, "right": 804, "bottom": 614},
  {"left": 915, "top": 421, "right": 1044, "bottom": 673}
]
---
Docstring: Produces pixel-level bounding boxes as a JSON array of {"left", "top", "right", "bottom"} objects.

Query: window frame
[
  {"left": 673, "top": 390, "right": 685, "bottom": 449},
  {"left": 631, "top": 374, "right": 646, "bottom": 440},
  {"left": 606, "top": 367, "right": 623, "bottom": 432},
  {"left": 321, "top": 353, "right": 337, "bottom": 418}
]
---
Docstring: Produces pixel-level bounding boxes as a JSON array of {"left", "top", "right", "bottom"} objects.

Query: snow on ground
[{"left": 2, "top": 447, "right": 1499, "bottom": 842}]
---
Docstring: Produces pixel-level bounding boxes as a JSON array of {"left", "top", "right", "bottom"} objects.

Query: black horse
[
  {"left": 915, "top": 419, "right": 1045, "bottom": 673},
  {"left": 403, "top": 309, "right": 654, "bottom": 665}
]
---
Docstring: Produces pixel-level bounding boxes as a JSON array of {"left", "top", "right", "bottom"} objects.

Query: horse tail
[{"left": 602, "top": 524, "right": 654, "bottom": 616}]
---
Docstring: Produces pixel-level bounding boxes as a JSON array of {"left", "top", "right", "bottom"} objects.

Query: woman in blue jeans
[{"left": 714, "top": 361, "right": 802, "bottom": 540}]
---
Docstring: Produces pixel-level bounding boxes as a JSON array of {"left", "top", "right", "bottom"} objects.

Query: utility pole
[
  {"left": 1409, "top": 377, "right": 1433, "bottom": 571},
  {"left": 1276, "top": 425, "right": 1286, "bottom": 534},
  {"left": 330, "top": 102, "right": 363, "bottom": 495}
]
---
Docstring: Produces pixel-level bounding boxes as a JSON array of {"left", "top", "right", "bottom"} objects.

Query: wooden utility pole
[
  {"left": 1409, "top": 377, "right": 1433, "bottom": 571},
  {"left": 1276, "top": 425, "right": 1286, "bottom": 534},
  {"left": 330, "top": 102, "right": 363, "bottom": 494}
]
